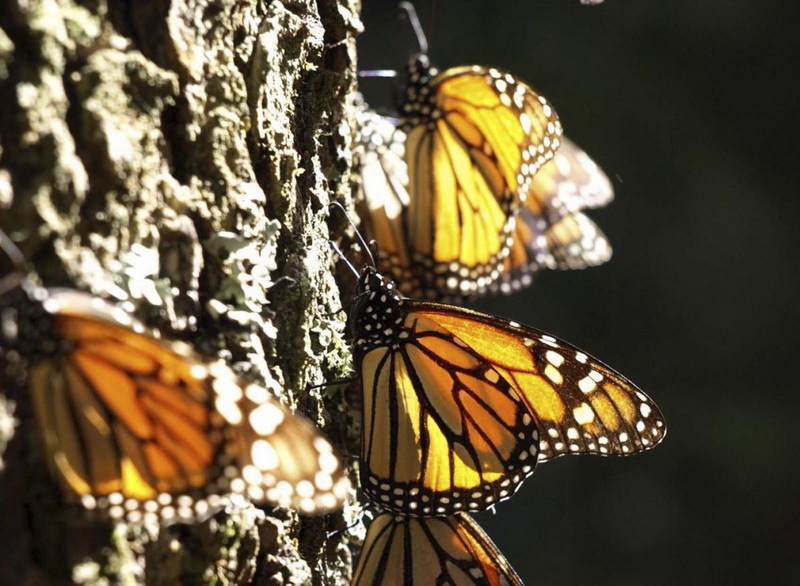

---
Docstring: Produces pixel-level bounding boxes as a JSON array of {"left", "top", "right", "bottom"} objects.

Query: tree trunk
[{"left": 0, "top": 0, "right": 361, "bottom": 583}]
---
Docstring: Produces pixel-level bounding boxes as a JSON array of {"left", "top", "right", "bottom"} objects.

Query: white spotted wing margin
[
  {"left": 353, "top": 512, "right": 524, "bottom": 586},
  {"left": 406, "top": 300, "right": 667, "bottom": 463},
  {"left": 25, "top": 289, "right": 351, "bottom": 523}
]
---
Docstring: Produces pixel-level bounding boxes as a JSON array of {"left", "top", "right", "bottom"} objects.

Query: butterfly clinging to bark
[
  {"left": 0, "top": 233, "right": 350, "bottom": 523},
  {"left": 349, "top": 264, "right": 665, "bottom": 517}
]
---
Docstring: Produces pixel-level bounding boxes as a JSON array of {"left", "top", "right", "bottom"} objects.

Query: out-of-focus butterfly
[
  {"left": 349, "top": 264, "right": 665, "bottom": 517},
  {"left": 0, "top": 234, "right": 350, "bottom": 523},
  {"left": 355, "top": 2, "right": 564, "bottom": 301},
  {"left": 353, "top": 511, "right": 523, "bottom": 585},
  {"left": 496, "top": 136, "right": 614, "bottom": 295}
]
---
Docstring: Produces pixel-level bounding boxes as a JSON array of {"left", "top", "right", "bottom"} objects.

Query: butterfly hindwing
[
  {"left": 493, "top": 137, "right": 614, "bottom": 294},
  {"left": 353, "top": 512, "right": 524, "bottom": 586}
]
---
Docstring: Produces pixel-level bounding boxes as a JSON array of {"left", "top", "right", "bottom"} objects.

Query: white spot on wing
[
  {"left": 573, "top": 403, "right": 595, "bottom": 425},
  {"left": 249, "top": 402, "right": 285, "bottom": 436},
  {"left": 251, "top": 440, "right": 279, "bottom": 470},
  {"left": 579, "top": 376, "right": 597, "bottom": 393}
]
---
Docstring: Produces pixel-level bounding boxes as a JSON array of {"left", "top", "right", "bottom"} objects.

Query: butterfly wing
[
  {"left": 498, "top": 138, "right": 614, "bottom": 292},
  {"left": 355, "top": 108, "right": 420, "bottom": 294},
  {"left": 530, "top": 136, "right": 614, "bottom": 214},
  {"left": 28, "top": 289, "right": 349, "bottom": 521},
  {"left": 398, "top": 63, "right": 563, "bottom": 300},
  {"left": 353, "top": 512, "right": 523, "bottom": 586},
  {"left": 354, "top": 270, "right": 539, "bottom": 516},
  {"left": 410, "top": 302, "right": 666, "bottom": 462}
]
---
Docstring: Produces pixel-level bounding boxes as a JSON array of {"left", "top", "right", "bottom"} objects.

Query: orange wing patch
[
  {"left": 360, "top": 310, "right": 539, "bottom": 516},
  {"left": 416, "top": 306, "right": 666, "bottom": 462}
]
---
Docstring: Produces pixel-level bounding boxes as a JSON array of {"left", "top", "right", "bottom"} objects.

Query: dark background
[{"left": 358, "top": 1, "right": 800, "bottom": 584}]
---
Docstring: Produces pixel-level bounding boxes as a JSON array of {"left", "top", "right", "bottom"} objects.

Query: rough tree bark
[{"left": 0, "top": 0, "right": 362, "bottom": 583}]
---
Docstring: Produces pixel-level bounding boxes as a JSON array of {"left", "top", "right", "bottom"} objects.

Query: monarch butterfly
[
  {"left": 356, "top": 108, "right": 613, "bottom": 300},
  {"left": 356, "top": 3, "right": 564, "bottom": 301},
  {"left": 351, "top": 264, "right": 665, "bottom": 517},
  {"left": 353, "top": 511, "right": 523, "bottom": 585},
  {"left": 0, "top": 238, "right": 350, "bottom": 522}
]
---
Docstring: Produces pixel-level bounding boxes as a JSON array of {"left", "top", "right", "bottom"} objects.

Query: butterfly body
[
  {"left": 351, "top": 266, "right": 665, "bottom": 517},
  {"left": 1, "top": 284, "right": 350, "bottom": 522}
]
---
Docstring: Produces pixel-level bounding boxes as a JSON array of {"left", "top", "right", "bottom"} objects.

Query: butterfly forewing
[
  {"left": 355, "top": 108, "right": 420, "bottom": 293},
  {"left": 531, "top": 137, "right": 614, "bottom": 215},
  {"left": 352, "top": 267, "right": 665, "bottom": 515},
  {"left": 412, "top": 304, "right": 666, "bottom": 462},
  {"left": 430, "top": 66, "right": 563, "bottom": 207},
  {"left": 353, "top": 512, "right": 524, "bottom": 586},
  {"left": 17, "top": 289, "right": 350, "bottom": 522}
]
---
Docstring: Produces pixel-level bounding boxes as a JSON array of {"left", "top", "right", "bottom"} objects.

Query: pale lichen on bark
[{"left": 0, "top": 0, "right": 362, "bottom": 583}]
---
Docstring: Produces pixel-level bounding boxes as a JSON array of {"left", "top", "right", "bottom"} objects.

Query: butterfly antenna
[
  {"left": 329, "top": 201, "right": 377, "bottom": 268},
  {"left": 329, "top": 240, "right": 359, "bottom": 280},
  {"left": 0, "top": 230, "right": 25, "bottom": 272},
  {"left": 399, "top": 2, "right": 429, "bottom": 55},
  {"left": 0, "top": 229, "right": 25, "bottom": 296}
]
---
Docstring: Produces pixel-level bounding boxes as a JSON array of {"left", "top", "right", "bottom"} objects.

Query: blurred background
[{"left": 358, "top": 1, "right": 799, "bottom": 583}]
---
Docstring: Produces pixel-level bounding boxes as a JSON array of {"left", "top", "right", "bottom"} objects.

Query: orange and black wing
[
  {"left": 396, "top": 60, "right": 563, "bottom": 300},
  {"left": 498, "top": 137, "right": 614, "bottom": 293},
  {"left": 353, "top": 512, "right": 523, "bottom": 586},
  {"left": 354, "top": 269, "right": 539, "bottom": 516},
  {"left": 26, "top": 289, "right": 349, "bottom": 521},
  {"left": 410, "top": 301, "right": 666, "bottom": 462}
]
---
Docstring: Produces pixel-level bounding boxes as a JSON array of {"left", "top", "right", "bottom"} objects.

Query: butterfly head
[{"left": 349, "top": 266, "right": 405, "bottom": 352}]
